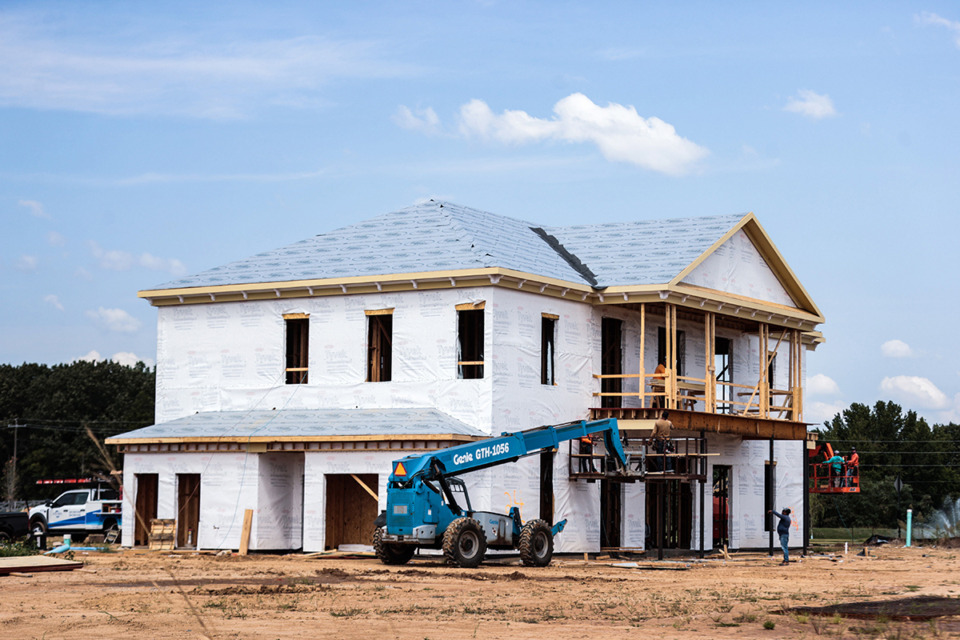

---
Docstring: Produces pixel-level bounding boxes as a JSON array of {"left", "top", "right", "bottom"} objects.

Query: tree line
[
  {"left": 1, "top": 361, "right": 958, "bottom": 530},
  {"left": 811, "top": 401, "right": 960, "bottom": 530},
  {"left": 0, "top": 361, "right": 155, "bottom": 503}
]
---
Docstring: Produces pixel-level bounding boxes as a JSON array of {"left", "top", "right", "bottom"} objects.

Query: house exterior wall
[{"left": 132, "top": 284, "right": 806, "bottom": 552}]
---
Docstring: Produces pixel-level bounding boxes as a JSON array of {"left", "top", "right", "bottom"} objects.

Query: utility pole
[{"left": 6, "top": 420, "right": 21, "bottom": 504}]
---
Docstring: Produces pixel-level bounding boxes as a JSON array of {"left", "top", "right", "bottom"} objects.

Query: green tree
[
  {"left": 813, "top": 401, "right": 960, "bottom": 530},
  {"left": 0, "top": 361, "right": 155, "bottom": 502}
]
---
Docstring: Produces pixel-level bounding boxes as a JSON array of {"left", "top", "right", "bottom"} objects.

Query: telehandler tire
[
  {"left": 519, "top": 519, "right": 553, "bottom": 567},
  {"left": 373, "top": 527, "right": 416, "bottom": 565},
  {"left": 443, "top": 517, "right": 486, "bottom": 568}
]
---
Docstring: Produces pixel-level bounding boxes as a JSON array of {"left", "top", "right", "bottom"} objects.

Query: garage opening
[
  {"left": 325, "top": 474, "right": 379, "bottom": 550},
  {"left": 646, "top": 480, "right": 692, "bottom": 552},
  {"left": 176, "top": 474, "right": 200, "bottom": 549},
  {"left": 134, "top": 473, "right": 159, "bottom": 546}
]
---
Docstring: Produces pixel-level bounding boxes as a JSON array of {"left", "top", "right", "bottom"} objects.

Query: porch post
[
  {"left": 768, "top": 436, "right": 775, "bottom": 557},
  {"left": 639, "top": 303, "right": 646, "bottom": 408},
  {"left": 802, "top": 438, "right": 809, "bottom": 557},
  {"left": 699, "top": 429, "right": 705, "bottom": 559}
]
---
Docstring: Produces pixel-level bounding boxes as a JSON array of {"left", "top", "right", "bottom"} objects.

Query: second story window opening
[
  {"left": 541, "top": 314, "right": 557, "bottom": 386},
  {"left": 366, "top": 309, "right": 394, "bottom": 382},
  {"left": 284, "top": 314, "right": 309, "bottom": 384},
  {"left": 657, "top": 326, "right": 686, "bottom": 377},
  {"left": 456, "top": 302, "right": 485, "bottom": 379}
]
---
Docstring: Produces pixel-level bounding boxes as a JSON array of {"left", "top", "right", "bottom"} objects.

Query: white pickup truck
[{"left": 28, "top": 486, "right": 123, "bottom": 543}]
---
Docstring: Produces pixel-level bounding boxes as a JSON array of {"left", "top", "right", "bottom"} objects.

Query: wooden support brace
[
  {"left": 239, "top": 508, "right": 254, "bottom": 556},
  {"left": 351, "top": 474, "right": 379, "bottom": 502}
]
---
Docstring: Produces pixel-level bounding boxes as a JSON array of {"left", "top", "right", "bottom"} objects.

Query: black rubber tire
[
  {"left": 29, "top": 517, "right": 47, "bottom": 537},
  {"left": 0, "top": 530, "right": 11, "bottom": 543},
  {"left": 518, "top": 519, "right": 554, "bottom": 567},
  {"left": 442, "top": 517, "right": 486, "bottom": 568},
  {"left": 373, "top": 527, "right": 416, "bottom": 565}
]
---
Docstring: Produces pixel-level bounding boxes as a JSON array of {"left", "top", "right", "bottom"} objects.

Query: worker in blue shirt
[
  {"left": 768, "top": 508, "right": 792, "bottom": 565},
  {"left": 825, "top": 453, "right": 845, "bottom": 487}
]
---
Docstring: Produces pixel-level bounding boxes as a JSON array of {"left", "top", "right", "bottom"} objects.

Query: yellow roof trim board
[{"left": 670, "top": 213, "right": 823, "bottom": 320}]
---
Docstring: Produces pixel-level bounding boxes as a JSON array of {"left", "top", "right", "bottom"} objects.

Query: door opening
[
  {"left": 645, "top": 480, "right": 692, "bottom": 551},
  {"left": 325, "top": 474, "right": 379, "bottom": 550},
  {"left": 600, "top": 479, "right": 622, "bottom": 550},
  {"left": 134, "top": 473, "right": 158, "bottom": 546},
  {"left": 176, "top": 474, "right": 200, "bottom": 549},
  {"left": 713, "top": 465, "right": 731, "bottom": 549}
]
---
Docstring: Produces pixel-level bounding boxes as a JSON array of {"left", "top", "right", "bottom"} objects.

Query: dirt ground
[{"left": 2, "top": 542, "right": 960, "bottom": 640}]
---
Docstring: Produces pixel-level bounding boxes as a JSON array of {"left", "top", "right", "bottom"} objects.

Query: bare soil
[{"left": 2, "top": 543, "right": 960, "bottom": 639}]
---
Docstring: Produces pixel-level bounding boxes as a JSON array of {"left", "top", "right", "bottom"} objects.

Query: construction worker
[
  {"left": 579, "top": 435, "right": 595, "bottom": 473},
  {"left": 825, "top": 451, "right": 844, "bottom": 487},
  {"left": 846, "top": 447, "right": 859, "bottom": 486},
  {"left": 650, "top": 411, "right": 673, "bottom": 472},
  {"left": 651, "top": 361, "right": 667, "bottom": 408},
  {"left": 767, "top": 508, "right": 792, "bottom": 565}
]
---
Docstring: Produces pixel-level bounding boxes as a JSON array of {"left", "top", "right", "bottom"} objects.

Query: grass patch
[{"left": 0, "top": 539, "right": 41, "bottom": 557}]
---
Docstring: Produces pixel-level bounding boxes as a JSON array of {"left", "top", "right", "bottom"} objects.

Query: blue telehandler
[{"left": 373, "top": 418, "right": 628, "bottom": 568}]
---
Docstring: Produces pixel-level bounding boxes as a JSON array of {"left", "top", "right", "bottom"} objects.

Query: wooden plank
[
  {"left": 239, "top": 509, "right": 254, "bottom": 556},
  {"left": 0, "top": 555, "right": 84, "bottom": 575},
  {"left": 350, "top": 474, "right": 379, "bottom": 502}
]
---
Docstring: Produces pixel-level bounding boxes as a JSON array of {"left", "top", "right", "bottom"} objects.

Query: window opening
[
  {"left": 367, "top": 313, "right": 393, "bottom": 382},
  {"left": 715, "top": 337, "right": 733, "bottom": 413},
  {"left": 601, "top": 318, "right": 623, "bottom": 408},
  {"left": 457, "top": 308, "right": 484, "bottom": 379},
  {"left": 284, "top": 316, "right": 309, "bottom": 384},
  {"left": 541, "top": 315, "right": 557, "bottom": 385},
  {"left": 657, "top": 326, "right": 686, "bottom": 377}
]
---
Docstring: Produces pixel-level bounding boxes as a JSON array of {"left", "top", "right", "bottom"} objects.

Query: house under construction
[{"left": 106, "top": 201, "right": 824, "bottom": 554}]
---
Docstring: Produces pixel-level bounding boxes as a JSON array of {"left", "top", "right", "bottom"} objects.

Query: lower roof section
[{"left": 105, "top": 408, "right": 486, "bottom": 445}]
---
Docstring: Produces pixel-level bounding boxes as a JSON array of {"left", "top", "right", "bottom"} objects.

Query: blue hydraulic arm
[{"left": 388, "top": 418, "right": 626, "bottom": 486}]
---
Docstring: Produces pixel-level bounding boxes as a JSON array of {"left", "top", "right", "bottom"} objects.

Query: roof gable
[{"left": 680, "top": 228, "right": 796, "bottom": 308}]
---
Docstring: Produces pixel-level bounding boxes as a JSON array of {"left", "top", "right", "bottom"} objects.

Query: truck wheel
[
  {"left": 0, "top": 530, "right": 11, "bottom": 543},
  {"left": 29, "top": 517, "right": 47, "bottom": 537},
  {"left": 519, "top": 519, "right": 554, "bottom": 567},
  {"left": 443, "top": 517, "right": 486, "bottom": 568},
  {"left": 373, "top": 527, "right": 415, "bottom": 565}
]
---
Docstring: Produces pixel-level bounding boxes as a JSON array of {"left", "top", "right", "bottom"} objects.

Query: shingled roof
[{"left": 152, "top": 201, "right": 746, "bottom": 291}]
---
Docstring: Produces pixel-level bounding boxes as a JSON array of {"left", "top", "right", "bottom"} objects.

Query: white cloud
[
  {"left": 139, "top": 253, "right": 187, "bottom": 277},
  {"left": 76, "top": 350, "right": 101, "bottom": 363},
  {"left": 454, "top": 93, "right": 708, "bottom": 175},
  {"left": 89, "top": 241, "right": 186, "bottom": 275},
  {"left": 806, "top": 400, "right": 848, "bottom": 425},
  {"left": 0, "top": 17, "right": 414, "bottom": 120},
  {"left": 393, "top": 105, "right": 441, "bottom": 135},
  {"left": 880, "top": 375, "right": 951, "bottom": 410},
  {"left": 881, "top": 339, "right": 915, "bottom": 358},
  {"left": 18, "top": 199, "right": 49, "bottom": 219},
  {"left": 43, "top": 294, "right": 64, "bottom": 311},
  {"left": 807, "top": 373, "right": 840, "bottom": 396},
  {"left": 784, "top": 90, "right": 837, "bottom": 119},
  {"left": 917, "top": 12, "right": 960, "bottom": 47},
  {"left": 16, "top": 255, "right": 38, "bottom": 271},
  {"left": 110, "top": 351, "right": 155, "bottom": 368},
  {"left": 47, "top": 230, "right": 66, "bottom": 247},
  {"left": 85, "top": 307, "right": 141, "bottom": 333}
]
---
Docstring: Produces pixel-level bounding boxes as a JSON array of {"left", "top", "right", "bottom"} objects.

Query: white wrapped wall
[
  {"left": 688, "top": 436, "right": 804, "bottom": 551},
  {"left": 139, "top": 280, "right": 807, "bottom": 553}
]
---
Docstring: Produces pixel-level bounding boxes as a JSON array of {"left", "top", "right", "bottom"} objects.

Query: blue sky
[{"left": 2, "top": 1, "right": 959, "bottom": 426}]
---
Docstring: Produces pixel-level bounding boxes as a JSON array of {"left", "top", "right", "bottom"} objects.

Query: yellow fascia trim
[{"left": 139, "top": 267, "right": 594, "bottom": 306}]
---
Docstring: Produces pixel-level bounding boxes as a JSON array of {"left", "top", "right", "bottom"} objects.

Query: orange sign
[{"left": 394, "top": 462, "right": 407, "bottom": 477}]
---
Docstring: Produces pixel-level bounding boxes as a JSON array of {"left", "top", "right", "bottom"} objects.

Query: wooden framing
[
  {"left": 367, "top": 313, "right": 392, "bottom": 382},
  {"left": 284, "top": 316, "right": 309, "bottom": 384}
]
